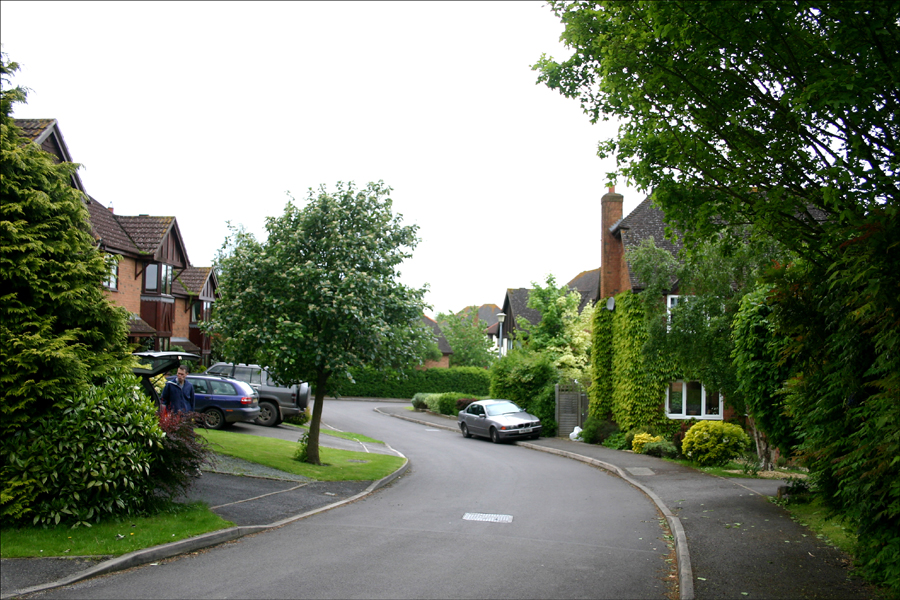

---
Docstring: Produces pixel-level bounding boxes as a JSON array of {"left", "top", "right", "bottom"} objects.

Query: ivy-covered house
[
  {"left": 14, "top": 118, "right": 218, "bottom": 359},
  {"left": 592, "top": 187, "right": 732, "bottom": 432}
]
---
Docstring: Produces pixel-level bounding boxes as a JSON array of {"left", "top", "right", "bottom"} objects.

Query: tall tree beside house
[
  {"left": 210, "top": 182, "right": 430, "bottom": 465},
  {"left": 536, "top": 2, "right": 899, "bottom": 590},
  {"left": 0, "top": 54, "right": 130, "bottom": 438},
  {"left": 437, "top": 311, "right": 495, "bottom": 368}
]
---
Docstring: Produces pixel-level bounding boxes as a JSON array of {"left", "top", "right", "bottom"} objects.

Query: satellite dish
[{"left": 606, "top": 296, "right": 615, "bottom": 311}]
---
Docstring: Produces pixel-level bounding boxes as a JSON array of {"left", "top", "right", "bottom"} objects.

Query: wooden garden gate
[{"left": 555, "top": 381, "right": 588, "bottom": 438}]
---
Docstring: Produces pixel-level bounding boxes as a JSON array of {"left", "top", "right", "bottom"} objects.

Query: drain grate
[{"left": 463, "top": 512, "right": 513, "bottom": 524}]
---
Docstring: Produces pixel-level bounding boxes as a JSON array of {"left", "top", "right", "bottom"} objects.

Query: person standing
[{"left": 161, "top": 365, "right": 195, "bottom": 414}]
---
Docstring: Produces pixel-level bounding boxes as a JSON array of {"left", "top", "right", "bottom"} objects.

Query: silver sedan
[{"left": 458, "top": 399, "right": 542, "bottom": 443}]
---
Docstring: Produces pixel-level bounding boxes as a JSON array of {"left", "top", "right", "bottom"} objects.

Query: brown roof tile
[
  {"left": 173, "top": 267, "right": 212, "bottom": 296},
  {"left": 116, "top": 215, "right": 175, "bottom": 254},
  {"left": 616, "top": 197, "right": 684, "bottom": 290},
  {"left": 13, "top": 118, "right": 57, "bottom": 142},
  {"left": 86, "top": 196, "right": 140, "bottom": 254}
]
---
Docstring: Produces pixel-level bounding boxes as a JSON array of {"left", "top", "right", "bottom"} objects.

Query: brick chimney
[{"left": 600, "top": 186, "right": 624, "bottom": 300}]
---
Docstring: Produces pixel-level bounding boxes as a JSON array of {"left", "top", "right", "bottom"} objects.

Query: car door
[
  {"left": 468, "top": 404, "right": 488, "bottom": 437},
  {"left": 208, "top": 379, "right": 240, "bottom": 414},
  {"left": 188, "top": 377, "right": 211, "bottom": 412}
]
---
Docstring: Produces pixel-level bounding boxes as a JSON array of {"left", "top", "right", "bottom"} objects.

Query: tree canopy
[
  {"left": 437, "top": 311, "right": 495, "bottom": 368},
  {"left": 0, "top": 53, "right": 130, "bottom": 438},
  {"left": 536, "top": 2, "right": 899, "bottom": 590},
  {"left": 210, "top": 181, "right": 430, "bottom": 464}
]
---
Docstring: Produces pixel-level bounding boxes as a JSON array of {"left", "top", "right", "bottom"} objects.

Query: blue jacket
[{"left": 162, "top": 378, "right": 195, "bottom": 413}]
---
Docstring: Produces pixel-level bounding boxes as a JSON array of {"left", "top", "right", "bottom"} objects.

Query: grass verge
[
  {"left": 281, "top": 422, "right": 383, "bottom": 444},
  {"left": 0, "top": 502, "right": 231, "bottom": 558},
  {"left": 663, "top": 456, "right": 805, "bottom": 479},
  {"left": 778, "top": 496, "right": 857, "bottom": 556},
  {"left": 199, "top": 429, "right": 405, "bottom": 481}
]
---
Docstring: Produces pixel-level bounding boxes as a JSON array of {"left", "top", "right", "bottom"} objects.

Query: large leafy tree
[
  {"left": 0, "top": 53, "right": 130, "bottom": 438},
  {"left": 536, "top": 2, "right": 899, "bottom": 589},
  {"left": 437, "top": 311, "right": 495, "bottom": 368},
  {"left": 210, "top": 181, "right": 429, "bottom": 465}
]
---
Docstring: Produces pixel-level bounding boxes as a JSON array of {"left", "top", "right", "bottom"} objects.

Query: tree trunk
[
  {"left": 748, "top": 415, "right": 774, "bottom": 471},
  {"left": 305, "top": 369, "right": 330, "bottom": 466}
]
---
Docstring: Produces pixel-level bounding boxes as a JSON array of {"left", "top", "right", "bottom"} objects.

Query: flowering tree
[{"left": 210, "top": 181, "right": 430, "bottom": 464}]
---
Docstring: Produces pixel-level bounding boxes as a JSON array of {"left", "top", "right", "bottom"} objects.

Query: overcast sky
[{"left": 2, "top": 1, "right": 644, "bottom": 316}]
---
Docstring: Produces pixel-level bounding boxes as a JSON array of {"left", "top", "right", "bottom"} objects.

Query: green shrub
[
  {"left": 632, "top": 432, "right": 663, "bottom": 453},
  {"left": 643, "top": 440, "right": 678, "bottom": 458},
  {"left": 284, "top": 409, "right": 310, "bottom": 426},
  {"left": 455, "top": 397, "right": 478, "bottom": 412},
  {"left": 489, "top": 349, "right": 559, "bottom": 437},
  {"left": 580, "top": 418, "right": 619, "bottom": 445},
  {"left": 410, "top": 396, "right": 427, "bottom": 410},
  {"left": 0, "top": 370, "right": 164, "bottom": 527},
  {"left": 681, "top": 420, "right": 751, "bottom": 466},
  {"left": 337, "top": 366, "right": 490, "bottom": 398},
  {"left": 602, "top": 431, "right": 629, "bottom": 450}
]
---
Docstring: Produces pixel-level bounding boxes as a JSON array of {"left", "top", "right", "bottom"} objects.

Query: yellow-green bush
[
  {"left": 681, "top": 420, "right": 750, "bottom": 466},
  {"left": 632, "top": 432, "right": 662, "bottom": 453}
]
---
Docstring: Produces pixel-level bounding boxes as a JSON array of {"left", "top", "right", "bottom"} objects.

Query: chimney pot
[
  {"left": 609, "top": 186, "right": 615, "bottom": 194},
  {"left": 107, "top": 202, "right": 114, "bottom": 213}
]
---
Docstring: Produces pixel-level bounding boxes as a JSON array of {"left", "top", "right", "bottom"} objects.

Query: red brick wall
[
  {"left": 173, "top": 297, "right": 191, "bottom": 339},
  {"left": 419, "top": 355, "right": 450, "bottom": 370},
  {"left": 600, "top": 188, "right": 625, "bottom": 300},
  {"left": 103, "top": 255, "right": 142, "bottom": 315}
]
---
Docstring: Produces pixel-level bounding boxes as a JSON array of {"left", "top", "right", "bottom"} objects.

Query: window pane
[
  {"left": 145, "top": 263, "right": 158, "bottom": 291},
  {"left": 192, "top": 302, "right": 202, "bottom": 322},
  {"left": 211, "top": 380, "right": 235, "bottom": 395},
  {"left": 686, "top": 381, "right": 702, "bottom": 416},
  {"left": 668, "top": 381, "right": 683, "bottom": 414},
  {"left": 190, "top": 379, "right": 209, "bottom": 394},
  {"left": 232, "top": 367, "right": 252, "bottom": 382},
  {"left": 705, "top": 390, "right": 720, "bottom": 416}
]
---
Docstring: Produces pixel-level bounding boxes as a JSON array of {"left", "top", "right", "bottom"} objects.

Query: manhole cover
[
  {"left": 626, "top": 467, "right": 655, "bottom": 476},
  {"left": 463, "top": 513, "right": 513, "bottom": 523}
]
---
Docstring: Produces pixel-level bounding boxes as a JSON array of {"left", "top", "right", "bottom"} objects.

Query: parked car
[
  {"left": 458, "top": 399, "right": 542, "bottom": 443},
  {"left": 166, "top": 373, "right": 260, "bottom": 430},
  {"left": 132, "top": 351, "right": 200, "bottom": 405},
  {"left": 205, "top": 362, "right": 310, "bottom": 427}
]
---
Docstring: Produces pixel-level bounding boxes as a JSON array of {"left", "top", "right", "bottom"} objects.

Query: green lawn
[
  {"left": 0, "top": 502, "right": 231, "bottom": 558},
  {"left": 199, "top": 429, "right": 405, "bottom": 481},
  {"left": 282, "top": 422, "right": 384, "bottom": 444}
]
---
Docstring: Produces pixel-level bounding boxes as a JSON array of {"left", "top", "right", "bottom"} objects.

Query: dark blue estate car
[{"left": 167, "top": 374, "right": 260, "bottom": 430}]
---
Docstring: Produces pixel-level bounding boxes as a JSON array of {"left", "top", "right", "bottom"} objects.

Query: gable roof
[
  {"left": 173, "top": 267, "right": 217, "bottom": 300},
  {"left": 613, "top": 196, "right": 684, "bottom": 290},
  {"left": 86, "top": 196, "right": 141, "bottom": 255},
  {"left": 457, "top": 304, "right": 502, "bottom": 328},
  {"left": 567, "top": 268, "right": 600, "bottom": 311},
  {"left": 13, "top": 118, "right": 86, "bottom": 193},
  {"left": 502, "top": 288, "right": 543, "bottom": 333},
  {"left": 421, "top": 315, "right": 453, "bottom": 355}
]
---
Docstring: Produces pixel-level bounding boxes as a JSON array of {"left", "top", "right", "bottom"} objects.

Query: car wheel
[
  {"left": 203, "top": 408, "right": 226, "bottom": 430},
  {"left": 460, "top": 423, "right": 471, "bottom": 438},
  {"left": 490, "top": 427, "right": 501, "bottom": 444},
  {"left": 255, "top": 401, "right": 279, "bottom": 427}
]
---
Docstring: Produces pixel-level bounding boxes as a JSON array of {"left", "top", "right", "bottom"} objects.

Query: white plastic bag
[{"left": 569, "top": 426, "right": 583, "bottom": 441}]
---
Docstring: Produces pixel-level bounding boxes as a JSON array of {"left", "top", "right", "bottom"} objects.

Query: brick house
[
  {"left": 15, "top": 118, "right": 217, "bottom": 360},
  {"left": 420, "top": 315, "right": 452, "bottom": 369},
  {"left": 598, "top": 187, "right": 729, "bottom": 421}
]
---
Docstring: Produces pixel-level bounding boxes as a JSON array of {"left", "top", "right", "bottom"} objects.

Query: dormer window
[{"left": 144, "top": 263, "right": 173, "bottom": 295}]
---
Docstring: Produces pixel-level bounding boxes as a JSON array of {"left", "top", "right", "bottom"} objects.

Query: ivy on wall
[
  {"left": 588, "top": 305, "right": 614, "bottom": 420},
  {"left": 609, "top": 291, "right": 676, "bottom": 433}
]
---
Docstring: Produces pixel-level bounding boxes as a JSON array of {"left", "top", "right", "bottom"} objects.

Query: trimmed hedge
[
  {"left": 334, "top": 366, "right": 490, "bottom": 399},
  {"left": 412, "top": 392, "right": 485, "bottom": 416}
]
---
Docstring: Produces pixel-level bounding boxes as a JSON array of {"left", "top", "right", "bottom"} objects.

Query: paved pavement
[{"left": 1, "top": 404, "right": 878, "bottom": 600}]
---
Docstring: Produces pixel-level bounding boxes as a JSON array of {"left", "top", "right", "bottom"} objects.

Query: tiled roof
[
  {"left": 173, "top": 267, "right": 212, "bottom": 296},
  {"left": 171, "top": 337, "right": 201, "bottom": 354},
  {"left": 86, "top": 196, "right": 140, "bottom": 254},
  {"left": 567, "top": 268, "right": 599, "bottom": 294},
  {"left": 115, "top": 215, "right": 175, "bottom": 254},
  {"left": 421, "top": 315, "right": 453, "bottom": 354},
  {"left": 128, "top": 313, "right": 156, "bottom": 335},
  {"left": 505, "top": 288, "right": 543, "bottom": 330},
  {"left": 457, "top": 304, "right": 502, "bottom": 327},
  {"left": 616, "top": 197, "right": 684, "bottom": 289},
  {"left": 13, "top": 118, "right": 56, "bottom": 142}
]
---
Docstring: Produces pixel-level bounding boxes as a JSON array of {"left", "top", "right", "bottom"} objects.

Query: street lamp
[{"left": 496, "top": 312, "right": 506, "bottom": 359}]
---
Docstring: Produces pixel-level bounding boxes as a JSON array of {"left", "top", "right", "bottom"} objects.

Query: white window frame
[{"left": 666, "top": 380, "right": 723, "bottom": 420}]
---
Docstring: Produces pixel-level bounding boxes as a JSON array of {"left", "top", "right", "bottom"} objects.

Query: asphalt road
[{"left": 34, "top": 401, "right": 673, "bottom": 599}]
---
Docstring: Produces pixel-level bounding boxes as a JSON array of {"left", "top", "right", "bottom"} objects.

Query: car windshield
[{"left": 485, "top": 401, "right": 523, "bottom": 416}]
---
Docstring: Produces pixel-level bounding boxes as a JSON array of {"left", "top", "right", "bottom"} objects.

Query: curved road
[{"left": 39, "top": 401, "right": 673, "bottom": 599}]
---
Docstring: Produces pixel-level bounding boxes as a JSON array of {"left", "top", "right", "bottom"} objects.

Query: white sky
[{"left": 2, "top": 1, "right": 643, "bottom": 316}]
